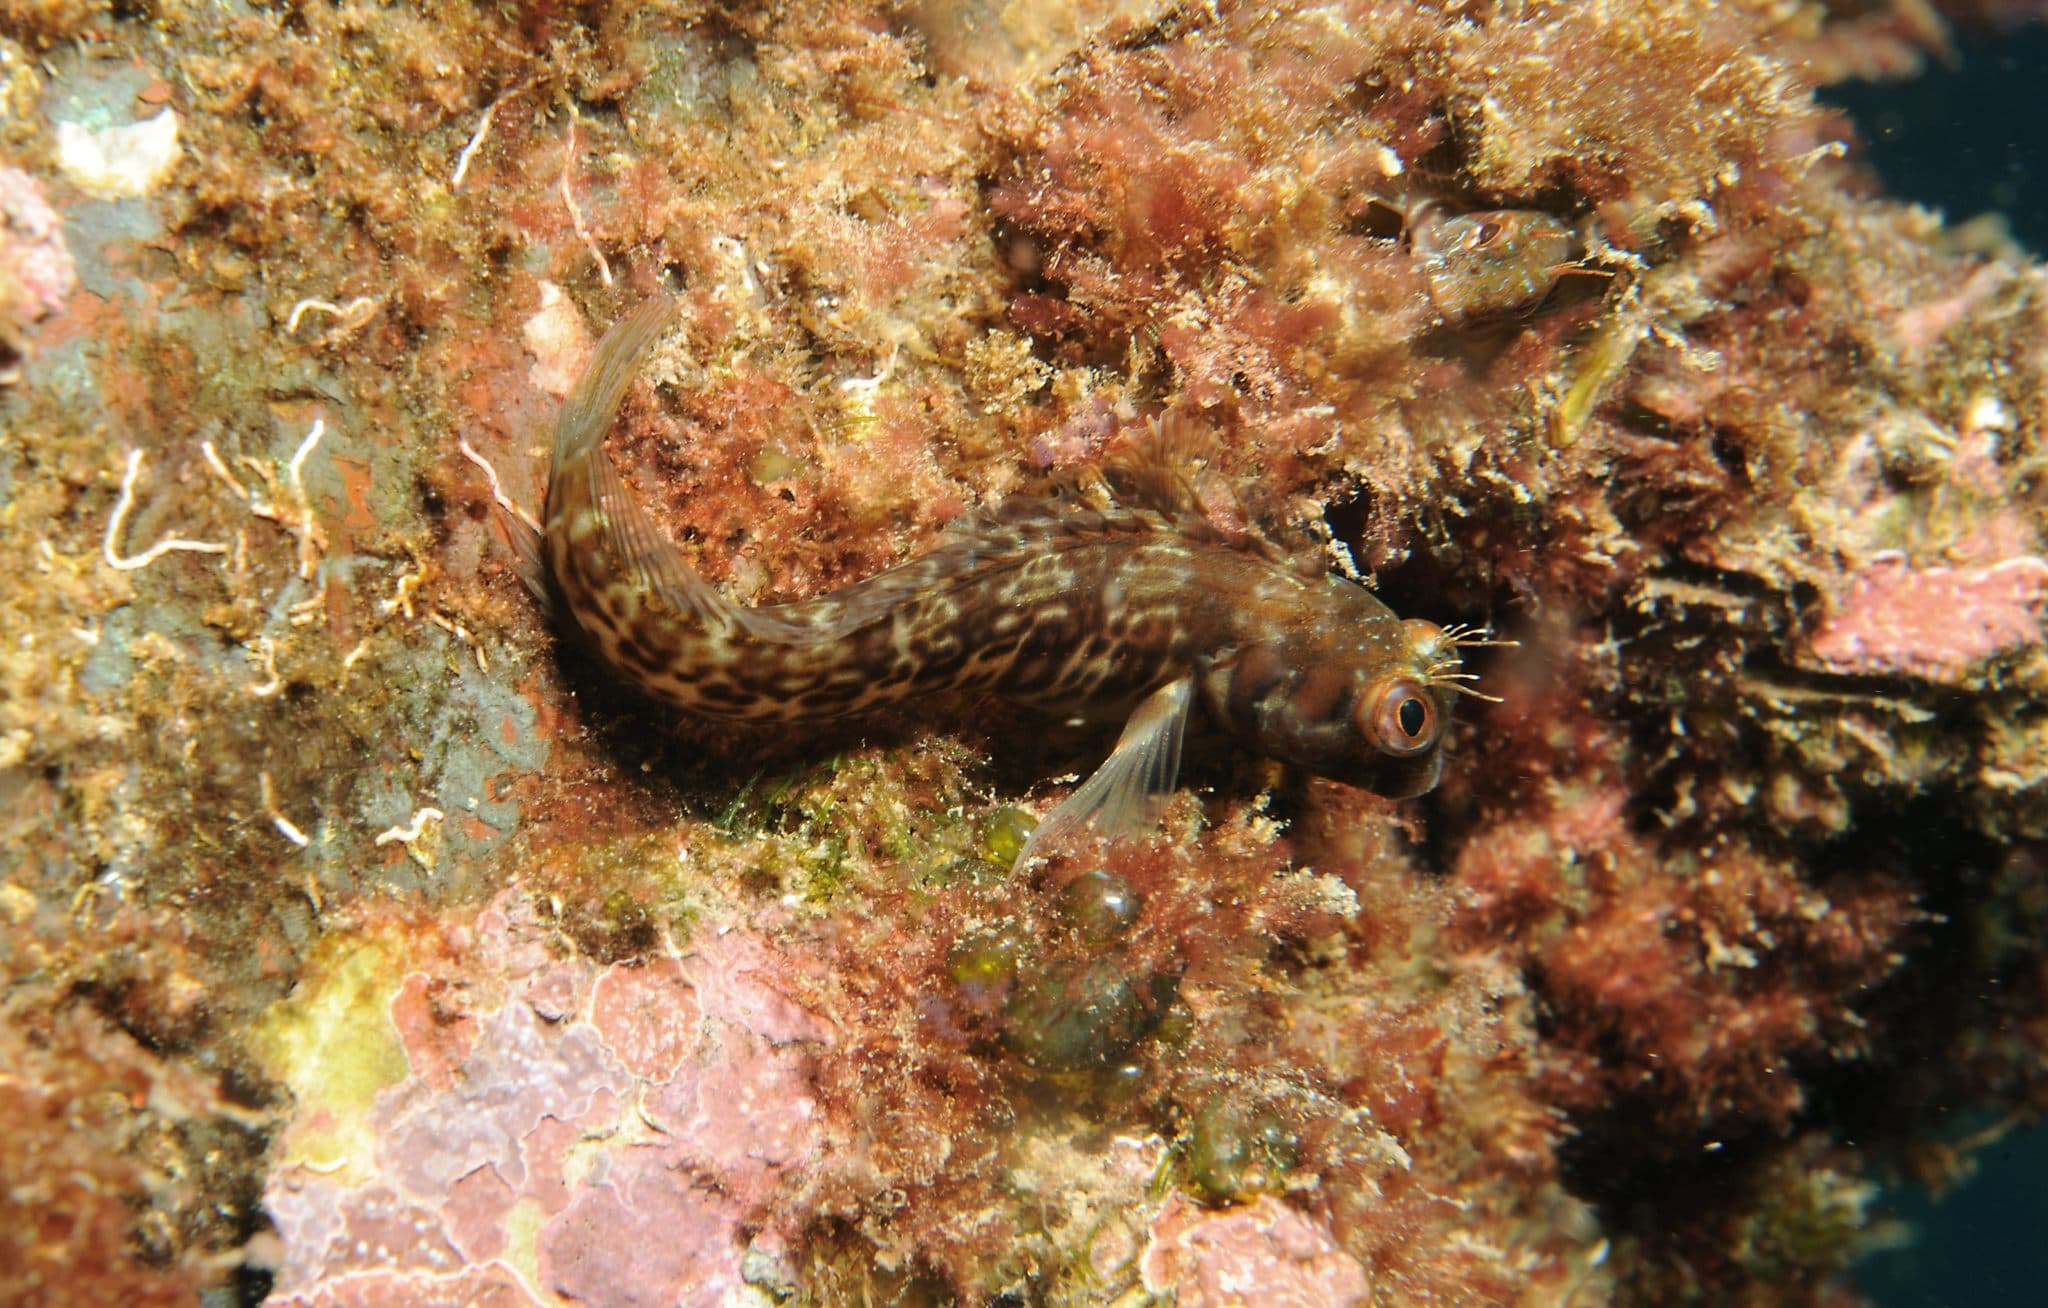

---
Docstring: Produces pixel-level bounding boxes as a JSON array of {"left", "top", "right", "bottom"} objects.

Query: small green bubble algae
[
  {"left": 1148, "top": 1003, "right": 1195, "bottom": 1052},
  {"left": 1183, "top": 1099, "right": 1298, "bottom": 1203},
  {"left": 981, "top": 805, "right": 1037, "bottom": 866},
  {"left": 1097, "top": 1058, "right": 1150, "bottom": 1106},
  {"left": 947, "top": 926, "right": 1025, "bottom": 991},
  {"left": 1056, "top": 867, "right": 1143, "bottom": 951},
  {"left": 1002, "top": 958, "right": 1178, "bottom": 1072},
  {"left": 941, "top": 844, "right": 1171, "bottom": 1075}
]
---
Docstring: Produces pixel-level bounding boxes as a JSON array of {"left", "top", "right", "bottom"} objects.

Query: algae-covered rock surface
[{"left": 2, "top": 2, "right": 2045, "bottom": 1305}]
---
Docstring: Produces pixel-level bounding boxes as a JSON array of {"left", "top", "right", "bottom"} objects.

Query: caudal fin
[{"left": 551, "top": 295, "right": 680, "bottom": 471}]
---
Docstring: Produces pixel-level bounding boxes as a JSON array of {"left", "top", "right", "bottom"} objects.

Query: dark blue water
[
  {"left": 1855, "top": 1122, "right": 2048, "bottom": 1306},
  {"left": 1825, "top": 24, "right": 2048, "bottom": 251},
  {"left": 1824, "top": 22, "right": 2048, "bottom": 1305}
]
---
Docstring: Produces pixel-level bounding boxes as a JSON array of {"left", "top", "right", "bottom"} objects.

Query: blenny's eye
[{"left": 1359, "top": 677, "right": 1439, "bottom": 757}]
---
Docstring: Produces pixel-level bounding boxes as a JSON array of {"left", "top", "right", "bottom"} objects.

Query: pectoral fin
[{"left": 1017, "top": 675, "right": 1194, "bottom": 867}]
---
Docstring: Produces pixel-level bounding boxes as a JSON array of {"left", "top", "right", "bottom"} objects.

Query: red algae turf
[{"left": 2, "top": 1, "right": 2047, "bottom": 1305}]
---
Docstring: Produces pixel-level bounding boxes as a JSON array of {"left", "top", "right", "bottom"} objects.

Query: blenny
[{"left": 518, "top": 297, "right": 1480, "bottom": 864}]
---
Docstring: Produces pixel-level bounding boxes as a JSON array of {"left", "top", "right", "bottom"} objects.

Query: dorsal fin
[
  {"left": 1100, "top": 410, "right": 1222, "bottom": 534},
  {"left": 749, "top": 497, "right": 1165, "bottom": 643},
  {"left": 1100, "top": 410, "right": 1320, "bottom": 570}
]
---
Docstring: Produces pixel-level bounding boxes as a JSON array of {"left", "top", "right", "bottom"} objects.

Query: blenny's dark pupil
[{"left": 1397, "top": 695, "right": 1428, "bottom": 737}]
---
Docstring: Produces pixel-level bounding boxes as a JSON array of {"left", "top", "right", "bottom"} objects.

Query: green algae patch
[{"left": 249, "top": 931, "right": 412, "bottom": 1183}]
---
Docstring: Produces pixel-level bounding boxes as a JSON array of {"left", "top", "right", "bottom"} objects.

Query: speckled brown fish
[
  {"left": 522, "top": 296, "right": 1480, "bottom": 863},
  {"left": 1408, "top": 201, "right": 1581, "bottom": 321}
]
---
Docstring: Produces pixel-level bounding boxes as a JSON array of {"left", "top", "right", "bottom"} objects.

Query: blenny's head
[{"left": 1200, "top": 585, "right": 1496, "bottom": 799}]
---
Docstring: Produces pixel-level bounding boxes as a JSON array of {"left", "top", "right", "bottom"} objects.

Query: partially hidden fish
[
  {"left": 515, "top": 296, "right": 1483, "bottom": 865},
  {"left": 1407, "top": 201, "right": 1581, "bottom": 322}
]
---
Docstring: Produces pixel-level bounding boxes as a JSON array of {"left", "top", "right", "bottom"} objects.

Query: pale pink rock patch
[
  {"left": 681, "top": 929, "right": 831, "bottom": 1044},
  {"left": 590, "top": 955, "right": 701, "bottom": 1080},
  {"left": 1141, "top": 1193, "right": 1371, "bottom": 1308},
  {"left": 263, "top": 891, "right": 836, "bottom": 1307},
  {"left": 523, "top": 280, "right": 593, "bottom": 399},
  {"left": 1807, "top": 554, "right": 2048, "bottom": 684},
  {"left": 267, "top": 1263, "right": 540, "bottom": 1308},
  {"left": 0, "top": 165, "right": 75, "bottom": 322},
  {"left": 537, "top": 1151, "right": 752, "bottom": 1308}
]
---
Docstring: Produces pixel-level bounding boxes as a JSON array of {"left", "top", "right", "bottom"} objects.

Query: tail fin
[
  {"left": 499, "top": 505, "right": 550, "bottom": 610},
  {"left": 551, "top": 295, "right": 680, "bottom": 472}
]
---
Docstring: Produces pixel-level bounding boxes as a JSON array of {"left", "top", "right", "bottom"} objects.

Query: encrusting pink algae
[{"left": 1, "top": 1, "right": 2046, "bottom": 1305}]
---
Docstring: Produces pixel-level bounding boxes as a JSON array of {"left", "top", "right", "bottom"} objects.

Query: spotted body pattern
[{"left": 529, "top": 297, "right": 1471, "bottom": 862}]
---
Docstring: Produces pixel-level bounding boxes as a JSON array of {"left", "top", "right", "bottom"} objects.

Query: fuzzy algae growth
[{"left": 2, "top": 0, "right": 2047, "bottom": 1304}]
